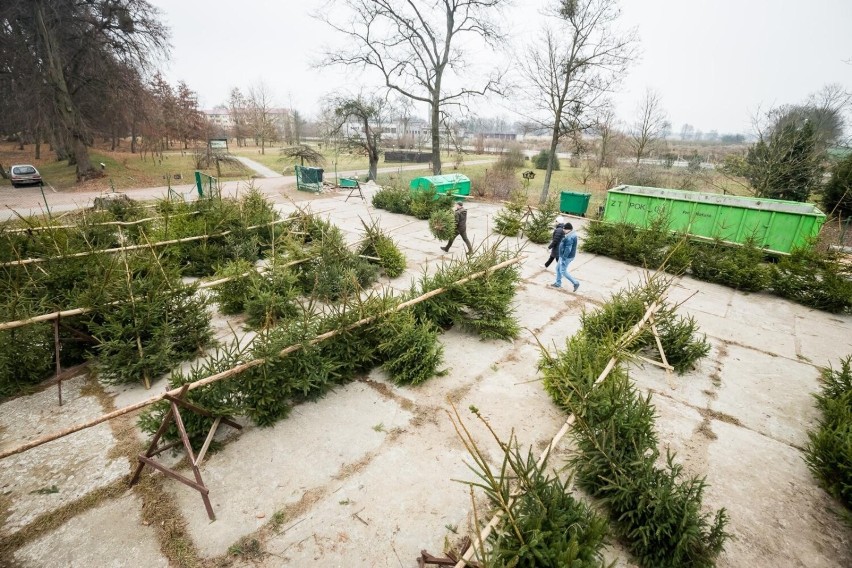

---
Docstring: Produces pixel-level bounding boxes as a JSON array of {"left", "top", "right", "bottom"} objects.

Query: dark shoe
[
  {"left": 573, "top": 283, "right": 580, "bottom": 292},
  {"left": 440, "top": 246, "right": 449, "bottom": 252},
  {"left": 550, "top": 283, "right": 561, "bottom": 288}
]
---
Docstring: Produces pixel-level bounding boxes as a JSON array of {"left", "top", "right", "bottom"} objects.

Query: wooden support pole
[
  {"left": 0, "top": 256, "right": 523, "bottom": 461},
  {"left": 54, "top": 315, "right": 62, "bottom": 406},
  {"left": 452, "top": 301, "right": 662, "bottom": 568}
]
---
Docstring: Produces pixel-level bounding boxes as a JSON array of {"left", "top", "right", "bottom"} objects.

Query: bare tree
[
  {"left": 246, "top": 82, "right": 277, "bottom": 155},
  {"left": 630, "top": 88, "right": 669, "bottom": 165},
  {"left": 228, "top": 87, "right": 249, "bottom": 147},
  {"left": 591, "top": 102, "right": 618, "bottom": 171},
  {"left": 521, "top": 0, "right": 636, "bottom": 204},
  {"left": 330, "top": 94, "right": 390, "bottom": 181},
  {"left": 319, "top": 0, "right": 508, "bottom": 175},
  {"left": 0, "top": 1, "right": 168, "bottom": 179}
]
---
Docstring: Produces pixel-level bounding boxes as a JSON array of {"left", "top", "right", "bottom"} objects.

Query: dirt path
[{"left": 234, "top": 156, "right": 282, "bottom": 178}]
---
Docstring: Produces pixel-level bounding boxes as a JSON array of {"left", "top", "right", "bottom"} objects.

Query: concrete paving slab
[
  {"left": 169, "top": 380, "right": 414, "bottom": 558},
  {"left": 705, "top": 420, "right": 852, "bottom": 568},
  {"left": 712, "top": 344, "right": 821, "bottom": 448},
  {"left": 13, "top": 492, "right": 168, "bottom": 568},
  {"left": 687, "top": 308, "right": 799, "bottom": 357},
  {"left": 0, "top": 376, "right": 129, "bottom": 537},
  {"left": 793, "top": 313, "right": 852, "bottom": 365}
]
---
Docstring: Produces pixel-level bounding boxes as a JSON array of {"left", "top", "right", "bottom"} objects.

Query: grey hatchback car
[{"left": 10, "top": 164, "right": 43, "bottom": 187}]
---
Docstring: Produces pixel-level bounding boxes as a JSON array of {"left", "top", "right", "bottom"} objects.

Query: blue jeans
[{"left": 555, "top": 257, "right": 579, "bottom": 288}]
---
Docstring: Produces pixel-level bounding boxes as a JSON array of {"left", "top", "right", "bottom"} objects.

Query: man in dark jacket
[
  {"left": 544, "top": 216, "right": 565, "bottom": 269},
  {"left": 441, "top": 201, "right": 473, "bottom": 254}
]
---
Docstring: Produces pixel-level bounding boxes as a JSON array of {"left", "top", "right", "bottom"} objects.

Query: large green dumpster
[
  {"left": 409, "top": 174, "right": 471, "bottom": 198},
  {"left": 602, "top": 185, "right": 826, "bottom": 254},
  {"left": 560, "top": 191, "right": 592, "bottom": 216}
]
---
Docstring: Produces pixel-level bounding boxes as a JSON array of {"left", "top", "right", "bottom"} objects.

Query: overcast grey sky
[{"left": 148, "top": 0, "right": 852, "bottom": 135}]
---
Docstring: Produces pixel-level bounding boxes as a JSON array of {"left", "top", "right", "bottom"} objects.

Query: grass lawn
[
  {"left": 0, "top": 143, "right": 251, "bottom": 192},
  {"left": 377, "top": 156, "right": 756, "bottom": 216},
  {"left": 231, "top": 144, "right": 497, "bottom": 178}
]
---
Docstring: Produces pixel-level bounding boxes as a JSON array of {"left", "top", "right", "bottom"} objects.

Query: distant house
[{"left": 202, "top": 107, "right": 292, "bottom": 133}]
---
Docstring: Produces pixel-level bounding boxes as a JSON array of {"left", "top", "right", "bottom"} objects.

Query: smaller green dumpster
[
  {"left": 409, "top": 174, "right": 471, "bottom": 198},
  {"left": 560, "top": 191, "right": 592, "bottom": 216},
  {"left": 338, "top": 177, "right": 359, "bottom": 188}
]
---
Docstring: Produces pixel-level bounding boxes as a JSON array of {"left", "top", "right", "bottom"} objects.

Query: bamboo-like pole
[
  {"left": 0, "top": 219, "right": 417, "bottom": 331},
  {"left": 0, "top": 219, "right": 292, "bottom": 267},
  {"left": 3, "top": 211, "right": 201, "bottom": 234},
  {"left": 0, "top": 255, "right": 523, "bottom": 461},
  {"left": 453, "top": 300, "right": 662, "bottom": 568}
]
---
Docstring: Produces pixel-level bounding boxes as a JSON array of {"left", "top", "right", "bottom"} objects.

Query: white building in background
[{"left": 202, "top": 107, "right": 292, "bottom": 133}]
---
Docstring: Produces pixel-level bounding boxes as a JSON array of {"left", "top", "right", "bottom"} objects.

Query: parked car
[{"left": 9, "top": 164, "right": 43, "bottom": 187}]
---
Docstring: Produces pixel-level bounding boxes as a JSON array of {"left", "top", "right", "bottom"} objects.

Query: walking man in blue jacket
[{"left": 551, "top": 222, "right": 580, "bottom": 291}]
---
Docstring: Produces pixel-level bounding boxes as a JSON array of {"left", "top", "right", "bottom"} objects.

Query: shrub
[
  {"left": 494, "top": 190, "right": 527, "bottom": 237},
  {"left": 428, "top": 208, "right": 456, "bottom": 241},
  {"left": 0, "top": 324, "right": 55, "bottom": 398},
  {"left": 453, "top": 408, "right": 610, "bottom": 568},
  {"left": 244, "top": 267, "right": 300, "bottom": 329},
  {"left": 292, "top": 222, "right": 379, "bottom": 301},
  {"left": 823, "top": 153, "right": 852, "bottom": 218},
  {"left": 92, "top": 279, "right": 213, "bottom": 386},
  {"left": 413, "top": 246, "right": 521, "bottom": 339},
  {"left": 771, "top": 247, "right": 852, "bottom": 313},
  {"left": 377, "top": 310, "right": 445, "bottom": 385},
  {"left": 358, "top": 220, "right": 407, "bottom": 278},
  {"left": 470, "top": 168, "right": 520, "bottom": 200},
  {"left": 581, "top": 215, "right": 675, "bottom": 269},
  {"left": 524, "top": 197, "right": 559, "bottom": 244},
  {"left": 690, "top": 239, "right": 771, "bottom": 292},
  {"left": 616, "top": 165, "right": 662, "bottom": 188},
  {"left": 533, "top": 149, "right": 560, "bottom": 171},
  {"left": 538, "top": 278, "right": 727, "bottom": 566},
  {"left": 805, "top": 356, "right": 852, "bottom": 513},
  {"left": 372, "top": 186, "right": 412, "bottom": 214},
  {"left": 408, "top": 189, "right": 455, "bottom": 220},
  {"left": 212, "top": 259, "right": 256, "bottom": 314},
  {"left": 495, "top": 143, "right": 525, "bottom": 171}
]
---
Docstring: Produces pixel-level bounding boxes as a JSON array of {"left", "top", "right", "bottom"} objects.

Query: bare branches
[
  {"left": 629, "top": 88, "right": 669, "bottom": 165},
  {"left": 520, "top": 0, "right": 637, "bottom": 203},
  {"left": 318, "top": 0, "right": 509, "bottom": 174}
]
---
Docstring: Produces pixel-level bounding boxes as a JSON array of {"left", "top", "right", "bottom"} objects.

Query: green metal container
[
  {"left": 338, "top": 177, "right": 359, "bottom": 188},
  {"left": 409, "top": 174, "right": 471, "bottom": 198},
  {"left": 560, "top": 191, "right": 592, "bottom": 216},
  {"left": 602, "top": 185, "right": 826, "bottom": 254}
]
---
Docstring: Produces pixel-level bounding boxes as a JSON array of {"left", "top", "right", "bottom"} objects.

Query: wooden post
[
  {"left": 54, "top": 315, "right": 62, "bottom": 406},
  {"left": 129, "top": 385, "right": 242, "bottom": 521}
]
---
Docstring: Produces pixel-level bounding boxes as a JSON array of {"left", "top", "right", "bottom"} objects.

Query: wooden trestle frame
[{"left": 128, "top": 384, "right": 242, "bottom": 520}]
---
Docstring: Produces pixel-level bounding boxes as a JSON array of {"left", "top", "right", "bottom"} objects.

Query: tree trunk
[
  {"left": 34, "top": 2, "right": 94, "bottom": 180},
  {"left": 0, "top": 162, "right": 8, "bottom": 180},
  {"left": 261, "top": 137, "right": 265, "bottom": 155},
  {"left": 430, "top": 98, "right": 442, "bottom": 175},
  {"left": 540, "top": 111, "right": 563, "bottom": 205},
  {"left": 131, "top": 120, "right": 137, "bottom": 153},
  {"left": 35, "top": 139, "right": 41, "bottom": 160}
]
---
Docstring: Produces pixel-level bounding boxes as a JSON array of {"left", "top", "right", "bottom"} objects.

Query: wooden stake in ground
[{"left": 446, "top": 301, "right": 664, "bottom": 568}]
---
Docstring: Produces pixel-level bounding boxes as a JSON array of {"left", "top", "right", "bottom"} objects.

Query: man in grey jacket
[{"left": 441, "top": 201, "right": 473, "bottom": 254}]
